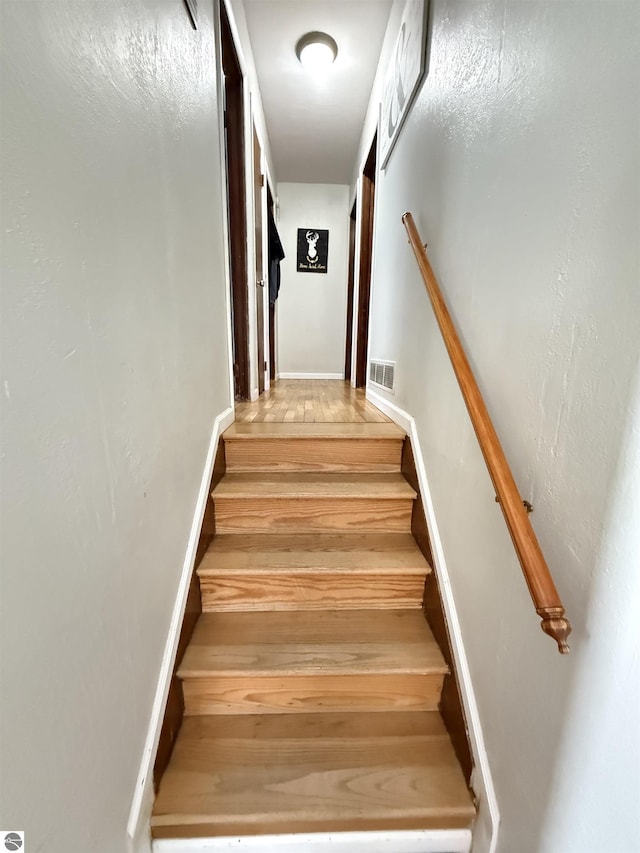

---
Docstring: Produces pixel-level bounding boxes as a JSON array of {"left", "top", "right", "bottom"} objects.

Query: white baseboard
[
  {"left": 367, "top": 387, "right": 500, "bottom": 853},
  {"left": 365, "top": 386, "right": 413, "bottom": 432},
  {"left": 127, "top": 404, "right": 235, "bottom": 844},
  {"left": 277, "top": 372, "right": 344, "bottom": 380},
  {"left": 153, "top": 829, "right": 472, "bottom": 853}
]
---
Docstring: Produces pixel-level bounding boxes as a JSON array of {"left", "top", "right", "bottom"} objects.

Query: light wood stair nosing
[
  {"left": 211, "top": 472, "right": 417, "bottom": 500},
  {"left": 179, "top": 658, "right": 448, "bottom": 678},
  {"left": 223, "top": 422, "right": 406, "bottom": 439},
  {"left": 198, "top": 564, "right": 429, "bottom": 576}
]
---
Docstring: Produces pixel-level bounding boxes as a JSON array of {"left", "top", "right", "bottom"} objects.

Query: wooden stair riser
[
  {"left": 214, "top": 497, "right": 413, "bottom": 533},
  {"left": 181, "top": 673, "right": 445, "bottom": 715},
  {"left": 199, "top": 572, "right": 426, "bottom": 611},
  {"left": 224, "top": 437, "right": 403, "bottom": 472}
]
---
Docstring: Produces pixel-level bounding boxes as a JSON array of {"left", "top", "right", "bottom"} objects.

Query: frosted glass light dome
[{"left": 295, "top": 32, "right": 338, "bottom": 72}]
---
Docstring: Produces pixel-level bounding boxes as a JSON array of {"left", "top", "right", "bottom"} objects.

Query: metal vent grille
[{"left": 369, "top": 359, "right": 395, "bottom": 392}]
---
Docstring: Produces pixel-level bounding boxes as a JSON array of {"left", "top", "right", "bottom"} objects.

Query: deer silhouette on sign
[{"left": 305, "top": 231, "right": 320, "bottom": 263}]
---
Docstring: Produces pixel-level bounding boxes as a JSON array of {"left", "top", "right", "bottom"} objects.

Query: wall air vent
[{"left": 369, "top": 359, "right": 395, "bottom": 393}]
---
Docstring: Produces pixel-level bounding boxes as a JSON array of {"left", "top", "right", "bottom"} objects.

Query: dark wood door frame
[
  {"left": 253, "top": 125, "right": 265, "bottom": 396},
  {"left": 221, "top": 2, "right": 250, "bottom": 401},
  {"left": 355, "top": 133, "right": 377, "bottom": 388},
  {"left": 344, "top": 201, "right": 357, "bottom": 381}
]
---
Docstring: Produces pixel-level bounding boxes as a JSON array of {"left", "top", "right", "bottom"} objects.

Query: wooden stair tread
[
  {"left": 198, "top": 533, "right": 430, "bottom": 576},
  {"left": 212, "top": 473, "right": 416, "bottom": 500},
  {"left": 179, "top": 610, "right": 447, "bottom": 676},
  {"left": 224, "top": 422, "right": 406, "bottom": 439},
  {"left": 151, "top": 712, "right": 475, "bottom": 836}
]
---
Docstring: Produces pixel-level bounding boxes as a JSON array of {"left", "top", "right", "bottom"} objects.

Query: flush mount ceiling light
[{"left": 295, "top": 31, "right": 338, "bottom": 72}]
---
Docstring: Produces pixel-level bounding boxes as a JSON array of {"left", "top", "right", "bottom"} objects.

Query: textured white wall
[
  {"left": 277, "top": 183, "right": 350, "bottom": 377},
  {"left": 0, "top": 1, "right": 231, "bottom": 851},
  {"left": 361, "top": 1, "right": 640, "bottom": 851}
]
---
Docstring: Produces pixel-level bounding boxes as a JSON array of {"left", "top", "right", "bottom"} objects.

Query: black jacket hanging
[{"left": 268, "top": 206, "right": 285, "bottom": 305}]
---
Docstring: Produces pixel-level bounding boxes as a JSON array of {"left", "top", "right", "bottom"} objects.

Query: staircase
[{"left": 151, "top": 422, "right": 475, "bottom": 842}]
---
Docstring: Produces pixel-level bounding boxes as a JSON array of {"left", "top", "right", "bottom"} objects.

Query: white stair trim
[
  {"left": 367, "top": 387, "right": 500, "bottom": 853},
  {"left": 127, "top": 405, "right": 235, "bottom": 844},
  {"left": 153, "top": 829, "right": 472, "bottom": 853}
]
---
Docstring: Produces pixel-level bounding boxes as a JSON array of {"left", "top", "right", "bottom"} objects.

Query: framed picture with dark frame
[
  {"left": 183, "top": 0, "right": 198, "bottom": 28},
  {"left": 380, "top": 0, "right": 428, "bottom": 169},
  {"left": 296, "top": 228, "right": 329, "bottom": 274}
]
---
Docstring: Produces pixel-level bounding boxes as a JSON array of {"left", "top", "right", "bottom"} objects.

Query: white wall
[
  {"left": 0, "top": 2, "right": 232, "bottom": 851},
  {"left": 360, "top": 1, "right": 640, "bottom": 851},
  {"left": 277, "top": 183, "right": 350, "bottom": 378}
]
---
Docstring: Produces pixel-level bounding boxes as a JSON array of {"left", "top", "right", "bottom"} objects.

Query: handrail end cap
[{"left": 539, "top": 609, "right": 572, "bottom": 655}]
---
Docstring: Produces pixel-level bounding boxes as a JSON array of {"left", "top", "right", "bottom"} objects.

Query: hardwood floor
[{"left": 235, "top": 379, "right": 389, "bottom": 423}]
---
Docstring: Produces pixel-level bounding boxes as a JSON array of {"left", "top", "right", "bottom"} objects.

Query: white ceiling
[{"left": 244, "top": 0, "right": 393, "bottom": 185}]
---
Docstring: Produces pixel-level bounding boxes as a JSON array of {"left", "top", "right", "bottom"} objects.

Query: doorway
[
  {"left": 267, "top": 185, "right": 277, "bottom": 382},
  {"left": 344, "top": 200, "right": 357, "bottom": 382},
  {"left": 221, "top": 2, "right": 250, "bottom": 401},
  {"left": 355, "top": 132, "right": 377, "bottom": 388},
  {"left": 252, "top": 125, "right": 266, "bottom": 396}
]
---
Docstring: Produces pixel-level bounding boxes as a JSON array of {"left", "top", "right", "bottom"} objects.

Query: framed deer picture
[{"left": 296, "top": 228, "right": 329, "bottom": 274}]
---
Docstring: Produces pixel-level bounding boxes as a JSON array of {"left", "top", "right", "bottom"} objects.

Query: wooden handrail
[{"left": 402, "top": 212, "right": 571, "bottom": 654}]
